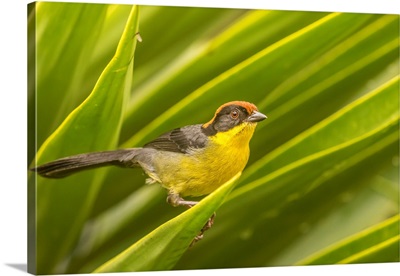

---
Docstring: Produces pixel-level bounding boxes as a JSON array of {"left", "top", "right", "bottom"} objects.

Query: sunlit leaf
[
  {"left": 29, "top": 5, "right": 140, "bottom": 274},
  {"left": 94, "top": 173, "right": 241, "bottom": 272},
  {"left": 296, "top": 215, "right": 400, "bottom": 265},
  {"left": 29, "top": 4, "right": 399, "bottom": 274}
]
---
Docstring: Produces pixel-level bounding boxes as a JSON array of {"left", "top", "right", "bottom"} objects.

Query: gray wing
[{"left": 143, "top": 124, "right": 208, "bottom": 154}]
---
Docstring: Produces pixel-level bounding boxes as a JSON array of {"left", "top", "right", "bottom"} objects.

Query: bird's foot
[
  {"left": 167, "top": 193, "right": 216, "bottom": 247},
  {"left": 190, "top": 212, "right": 216, "bottom": 247}
]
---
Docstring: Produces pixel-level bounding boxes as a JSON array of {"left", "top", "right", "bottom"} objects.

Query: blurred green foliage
[{"left": 28, "top": 2, "right": 399, "bottom": 274}]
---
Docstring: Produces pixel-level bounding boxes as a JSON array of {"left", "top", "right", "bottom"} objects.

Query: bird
[{"left": 31, "top": 100, "right": 267, "bottom": 243}]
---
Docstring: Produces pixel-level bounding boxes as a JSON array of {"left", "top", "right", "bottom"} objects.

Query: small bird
[{"left": 31, "top": 101, "right": 267, "bottom": 242}]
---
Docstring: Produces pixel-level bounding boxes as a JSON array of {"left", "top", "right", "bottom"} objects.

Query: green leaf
[
  {"left": 121, "top": 13, "right": 382, "bottom": 148},
  {"left": 93, "top": 172, "right": 241, "bottom": 272},
  {"left": 31, "top": 3, "right": 109, "bottom": 150},
  {"left": 29, "top": 5, "right": 399, "bottom": 273},
  {"left": 239, "top": 76, "right": 400, "bottom": 187},
  {"left": 120, "top": 9, "right": 329, "bottom": 142},
  {"left": 70, "top": 11, "right": 398, "bottom": 272},
  {"left": 71, "top": 184, "right": 165, "bottom": 260},
  {"left": 175, "top": 77, "right": 399, "bottom": 269},
  {"left": 296, "top": 215, "right": 400, "bottom": 265},
  {"left": 29, "top": 5, "right": 139, "bottom": 274}
]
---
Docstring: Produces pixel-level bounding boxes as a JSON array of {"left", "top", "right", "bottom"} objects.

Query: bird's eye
[{"left": 230, "top": 109, "right": 239, "bottom": 119}]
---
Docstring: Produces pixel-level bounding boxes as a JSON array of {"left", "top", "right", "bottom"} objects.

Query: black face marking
[{"left": 202, "top": 105, "right": 251, "bottom": 136}]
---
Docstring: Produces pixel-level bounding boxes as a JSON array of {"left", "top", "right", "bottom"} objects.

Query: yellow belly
[{"left": 152, "top": 123, "right": 256, "bottom": 197}]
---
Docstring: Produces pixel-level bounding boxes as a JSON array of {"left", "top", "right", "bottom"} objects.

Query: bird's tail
[{"left": 30, "top": 149, "right": 140, "bottom": 178}]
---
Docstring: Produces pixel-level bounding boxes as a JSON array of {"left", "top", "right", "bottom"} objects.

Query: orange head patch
[{"left": 203, "top": 101, "right": 258, "bottom": 128}]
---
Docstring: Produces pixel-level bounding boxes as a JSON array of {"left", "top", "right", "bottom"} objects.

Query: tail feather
[{"left": 31, "top": 149, "right": 139, "bottom": 178}]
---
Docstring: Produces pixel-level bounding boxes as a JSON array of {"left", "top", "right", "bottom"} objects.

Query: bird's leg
[
  {"left": 167, "top": 193, "right": 216, "bottom": 246},
  {"left": 166, "top": 193, "right": 199, "bottom": 208}
]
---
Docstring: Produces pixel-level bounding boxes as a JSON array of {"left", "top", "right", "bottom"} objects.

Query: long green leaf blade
[
  {"left": 177, "top": 77, "right": 399, "bottom": 268},
  {"left": 74, "top": 12, "right": 398, "bottom": 272},
  {"left": 120, "top": 10, "right": 329, "bottom": 142},
  {"left": 32, "top": 3, "right": 108, "bottom": 150},
  {"left": 122, "top": 13, "right": 379, "bottom": 148},
  {"left": 94, "top": 173, "right": 241, "bottom": 272},
  {"left": 296, "top": 215, "right": 400, "bottom": 265},
  {"left": 29, "top": 5, "right": 139, "bottom": 274},
  {"left": 29, "top": 5, "right": 399, "bottom": 272}
]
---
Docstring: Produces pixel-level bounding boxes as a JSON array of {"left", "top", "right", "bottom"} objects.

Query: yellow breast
[{"left": 155, "top": 122, "right": 257, "bottom": 197}]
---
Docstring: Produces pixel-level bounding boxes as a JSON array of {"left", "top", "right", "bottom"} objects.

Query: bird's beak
[{"left": 246, "top": 111, "right": 267, "bottom": 123}]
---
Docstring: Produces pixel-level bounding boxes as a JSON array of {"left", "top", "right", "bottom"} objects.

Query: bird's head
[{"left": 202, "top": 101, "right": 267, "bottom": 140}]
